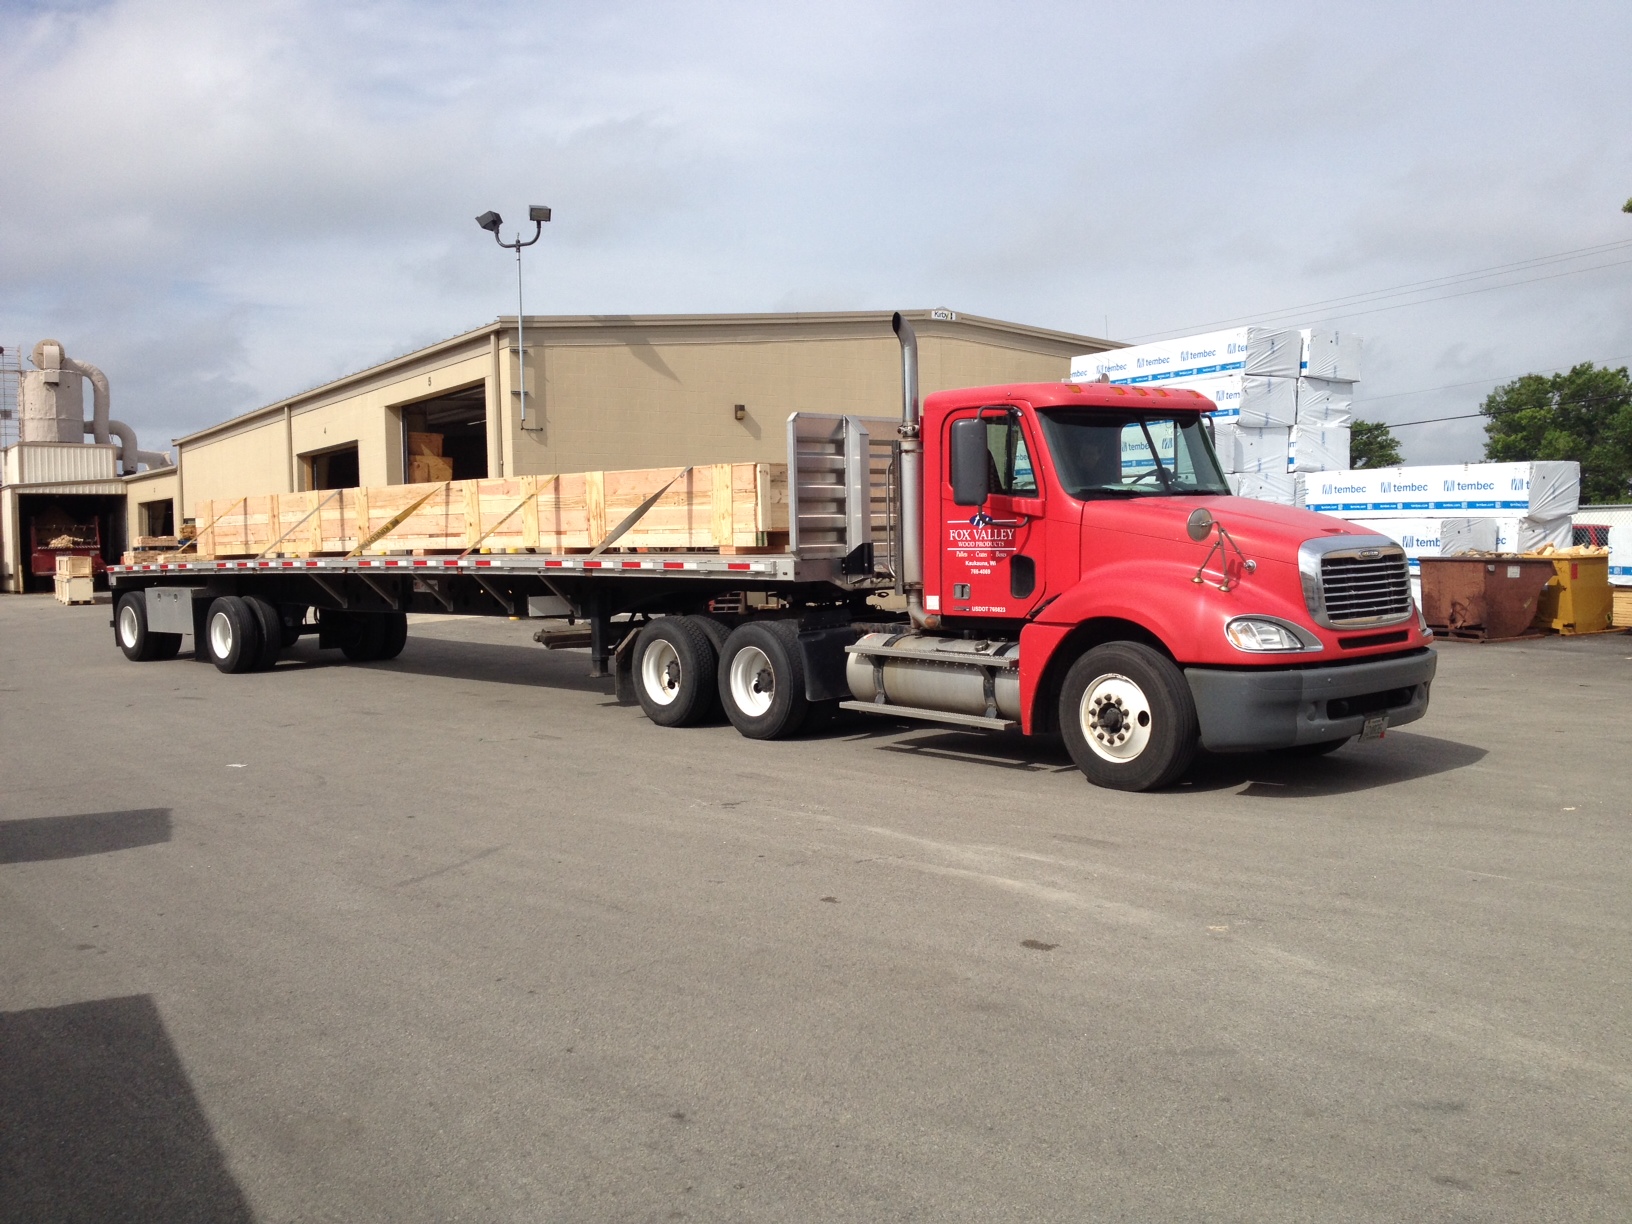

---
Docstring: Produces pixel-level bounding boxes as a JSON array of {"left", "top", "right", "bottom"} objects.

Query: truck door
[{"left": 940, "top": 407, "right": 1048, "bottom": 619}]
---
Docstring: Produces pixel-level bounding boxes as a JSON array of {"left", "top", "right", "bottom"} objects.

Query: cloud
[{"left": 1, "top": 0, "right": 1629, "bottom": 465}]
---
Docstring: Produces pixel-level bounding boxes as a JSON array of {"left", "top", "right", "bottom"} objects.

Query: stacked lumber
[
  {"left": 191, "top": 463, "right": 788, "bottom": 559},
  {"left": 1614, "top": 588, "right": 1632, "bottom": 630}
]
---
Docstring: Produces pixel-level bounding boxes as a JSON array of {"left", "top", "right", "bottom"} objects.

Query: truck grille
[{"left": 1320, "top": 550, "right": 1412, "bottom": 626}]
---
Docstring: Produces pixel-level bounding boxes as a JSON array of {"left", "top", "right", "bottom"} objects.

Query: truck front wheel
[
  {"left": 1060, "top": 642, "right": 1198, "bottom": 792},
  {"left": 718, "top": 620, "right": 808, "bottom": 740}
]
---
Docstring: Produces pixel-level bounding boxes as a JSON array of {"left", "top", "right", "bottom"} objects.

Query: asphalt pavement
[{"left": 2, "top": 595, "right": 1629, "bottom": 1222}]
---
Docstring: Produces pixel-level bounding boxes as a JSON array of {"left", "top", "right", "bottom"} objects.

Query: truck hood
[{"left": 1080, "top": 495, "right": 1382, "bottom": 559}]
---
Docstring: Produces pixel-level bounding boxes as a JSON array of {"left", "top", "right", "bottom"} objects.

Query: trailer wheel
[
  {"left": 242, "top": 595, "right": 285, "bottom": 672},
  {"left": 373, "top": 612, "right": 408, "bottom": 661},
  {"left": 338, "top": 613, "right": 386, "bottom": 662},
  {"left": 634, "top": 617, "right": 718, "bottom": 727},
  {"left": 114, "top": 592, "right": 182, "bottom": 662},
  {"left": 718, "top": 620, "right": 808, "bottom": 740},
  {"left": 204, "top": 596, "right": 263, "bottom": 674},
  {"left": 1059, "top": 642, "right": 1197, "bottom": 792}
]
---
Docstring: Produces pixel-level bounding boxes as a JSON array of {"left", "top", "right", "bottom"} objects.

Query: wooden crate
[
  {"left": 55, "top": 554, "right": 94, "bottom": 578},
  {"left": 192, "top": 463, "right": 788, "bottom": 558},
  {"left": 54, "top": 574, "right": 94, "bottom": 604}
]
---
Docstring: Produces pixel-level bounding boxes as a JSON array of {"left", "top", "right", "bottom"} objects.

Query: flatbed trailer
[{"left": 107, "top": 316, "right": 1437, "bottom": 791}]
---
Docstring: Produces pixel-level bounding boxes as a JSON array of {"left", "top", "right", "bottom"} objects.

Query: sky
[{"left": 3, "top": 0, "right": 1630, "bottom": 465}]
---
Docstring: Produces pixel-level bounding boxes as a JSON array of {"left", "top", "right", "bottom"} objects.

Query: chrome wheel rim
[
  {"left": 728, "top": 645, "right": 775, "bottom": 718},
  {"left": 118, "top": 604, "right": 140, "bottom": 649},
  {"left": 209, "top": 610, "right": 234, "bottom": 660},
  {"left": 1079, "top": 673, "right": 1152, "bottom": 762},
  {"left": 640, "top": 638, "right": 683, "bottom": 706}
]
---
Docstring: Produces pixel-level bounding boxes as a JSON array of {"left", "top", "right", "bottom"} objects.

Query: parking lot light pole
[{"left": 476, "top": 206, "right": 551, "bottom": 429}]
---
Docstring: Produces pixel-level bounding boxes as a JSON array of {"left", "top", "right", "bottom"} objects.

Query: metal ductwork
[
  {"left": 891, "top": 312, "right": 937, "bottom": 630},
  {"left": 19, "top": 341, "right": 172, "bottom": 474}
]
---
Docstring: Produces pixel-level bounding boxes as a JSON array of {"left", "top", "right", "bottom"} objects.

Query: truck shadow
[
  {"left": 0, "top": 995, "right": 254, "bottom": 1223},
  {"left": 270, "top": 637, "right": 614, "bottom": 694},
  {"left": 836, "top": 721, "right": 1486, "bottom": 796},
  {"left": 0, "top": 809, "right": 171, "bottom": 865},
  {"left": 1180, "top": 731, "right": 1490, "bottom": 798}
]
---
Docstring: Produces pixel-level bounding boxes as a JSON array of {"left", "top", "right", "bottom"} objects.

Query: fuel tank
[{"left": 845, "top": 632, "right": 1022, "bottom": 720}]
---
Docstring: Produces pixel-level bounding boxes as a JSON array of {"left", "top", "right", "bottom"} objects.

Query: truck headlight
[{"left": 1225, "top": 617, "right": 1316, "bottom": 652}]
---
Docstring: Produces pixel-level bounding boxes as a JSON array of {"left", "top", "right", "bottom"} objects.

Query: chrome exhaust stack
[{"left": 891, "top": 312, "right": 937, "bottom": 629}]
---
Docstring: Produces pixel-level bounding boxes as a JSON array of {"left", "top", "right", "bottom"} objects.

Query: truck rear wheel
[
  {"left": 718, "top": 620, "right": 808, "bottom": 740},
  {"left": 338, "top": 613, "right": 386, "bottom": 662},
  {"left": 634, "top": 617, "right": 718, "bottom": 727},
  {"left": 204, "top": 596, "right": 263, "bottom": 674},
  {"left": 1060, "top": 642, "right": 1197, "bottom": 792},
  {"left": 115, "top": 592, "right": 182, "bottom": 662}
]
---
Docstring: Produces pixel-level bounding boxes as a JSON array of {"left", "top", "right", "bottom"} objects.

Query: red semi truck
[{"left": 107, "top": 315, "right": 1435, "bottom": 791}]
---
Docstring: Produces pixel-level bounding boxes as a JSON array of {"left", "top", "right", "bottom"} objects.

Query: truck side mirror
[{"left": 949, "top": 417, "right": 990, "bottom": 507}]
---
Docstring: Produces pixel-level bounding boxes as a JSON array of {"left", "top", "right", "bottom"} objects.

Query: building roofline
[{"left": 174, "top": 309, "right": 1116, "bottom": 448}]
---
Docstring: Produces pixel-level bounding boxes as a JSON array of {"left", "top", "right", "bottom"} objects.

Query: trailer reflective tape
[
  {"left": 622, "top": 561, "right": 641, "bottom": 569},
  {"left": 412, "top": 560, "right": 428, "bottom": 567},
  {"left": 663, "top": 561, "right": 685, "bottom": 569},
  {"left": 728, "top": 563, "right": 751, "bottom": 571},
  {"left": 475, "top": 559, "right": 493, "bottom": 567},
  {"left": 585, "top": 560, "right": 604, "bottom": 568}
]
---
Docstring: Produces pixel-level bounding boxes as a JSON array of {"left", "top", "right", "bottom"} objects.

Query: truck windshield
[{"left": 1036, "top": 410, "right": 1231, "bottom": 498}]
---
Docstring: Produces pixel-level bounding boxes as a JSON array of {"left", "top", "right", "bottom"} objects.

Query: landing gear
[{"left": 1060, "top": 642, "right": 1197, "bottom": 791}]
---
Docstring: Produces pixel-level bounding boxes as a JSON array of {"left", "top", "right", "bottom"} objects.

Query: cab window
[{"left": 982, "top": 417, "right": 1037, "bottom": 495}]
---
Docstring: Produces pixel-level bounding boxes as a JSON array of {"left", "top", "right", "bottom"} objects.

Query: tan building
[{"left": 1, "top": 310, "right": 1104, "bottom": 583}]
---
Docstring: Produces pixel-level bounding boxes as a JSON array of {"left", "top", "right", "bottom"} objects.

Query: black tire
[
  {"left": 114, "top": 592, "right": 182, "bottom": 662},
  {"left": 339, "top": 613, "right": 387, "bottom": 662},
  {"left": 1280, "top": 737, "right": 1350, "bottom": 757},
  {"left": 373, "top": 612, "right": 409, "bottom": 661},
  {"left": 242, "top": 595, "right": 284, "bottom": 672},
  {"left": 279, "top": 605, "right": 306, "bottom": 649},
  {"left": 204, "top": 596, "right": 263, "bottom": 674},
  {"left": 717, "top": 620, "right": 808, "bottom": 740},
  {"left": 1059, "top": 642, "right": 1198, "bottom": 792},
  {"left": 634, "top": 617, "right": 719, "bottom": 727}
]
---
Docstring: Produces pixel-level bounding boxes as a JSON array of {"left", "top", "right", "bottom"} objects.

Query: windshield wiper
[{"left": 1136, "top": 420, "right": 1175, "bottom": 493}]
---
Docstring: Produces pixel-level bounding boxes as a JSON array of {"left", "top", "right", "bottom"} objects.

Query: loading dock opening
[
  {"left": 400, "top": 384, "right": 488, "bottom": 482},
  {"left": 303, "top": 444, "right": 360, "bottom": 491}
]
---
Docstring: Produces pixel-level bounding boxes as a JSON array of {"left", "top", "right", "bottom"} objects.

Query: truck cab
[
  {"left": 880, "top": 379, "right": 1437, "bottom": 787},
  {"left": 838, "top": 359, "right": 1435, "bottom": 789}
]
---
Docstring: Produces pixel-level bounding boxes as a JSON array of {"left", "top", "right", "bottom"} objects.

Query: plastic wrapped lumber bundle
[
  {"left": 1296, "top": 377, "right": 1355, "bottom": 425},
  {"left": 1216, "top": 423, "right": 1292, "bottom": 475},
  {"left": 1299, "top": 462, "right": 1580, "bottom": 519},
  {"left": 1439, "top": 518, "right": 1500, "bottom": 556},
  {"left": 1300, "top": 329, "right": 1363, "bottom": 380},
  {"left": 1069, "top": 326, "right": 1303, "bottom": 385},
  {"left": 1290, "top": 421, "right": 1351, "bottom": 473},
  {"left": 1608, "top": 525, "right": 1632, "bottom": 587},
  {"left": 1229, "top": 472, "right": 1297, "bottom": 505}
]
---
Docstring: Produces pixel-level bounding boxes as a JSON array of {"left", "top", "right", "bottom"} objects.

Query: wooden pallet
[{"left": 192, "top": 463, "right": 788, "bottom": 559}]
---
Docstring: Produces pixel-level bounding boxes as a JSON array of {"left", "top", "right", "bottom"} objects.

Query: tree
[
  {"left": 1482, "top": 362, "right": 1632, "bottom": 503},
  {"left": 1349, "top": 419, "right": 1403, "bottom": 469}
]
